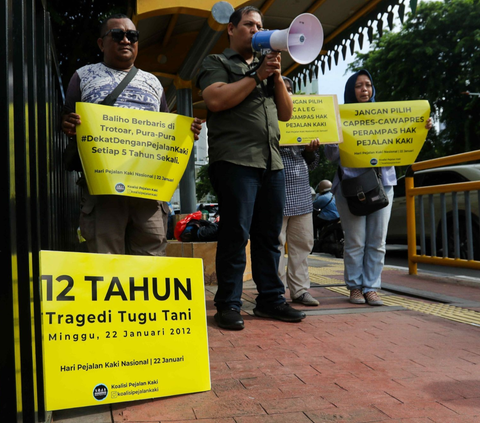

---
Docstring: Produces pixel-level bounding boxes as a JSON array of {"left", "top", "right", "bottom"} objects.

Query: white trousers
[{"left": 335, "top": 185, "right": 394, "bottom": 293}]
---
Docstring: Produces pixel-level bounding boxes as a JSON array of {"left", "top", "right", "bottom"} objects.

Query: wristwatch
[{"left": 247, "top": 71, "right": 261, "bottom": 85}]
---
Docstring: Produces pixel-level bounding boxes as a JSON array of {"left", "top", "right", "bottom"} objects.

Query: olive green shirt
[{"left": 197, "top": 48, "right": 283, "bottom": 170}]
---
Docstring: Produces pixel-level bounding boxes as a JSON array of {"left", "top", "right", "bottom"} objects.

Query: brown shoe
[
  {"left": 364, "top": 291, "right": 383, "bottom": 306},
  {"left": 349, "top": 289, "right": 366, "bottom": 304}
]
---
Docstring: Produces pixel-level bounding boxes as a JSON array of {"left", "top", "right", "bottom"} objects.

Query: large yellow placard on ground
[
  {"left": 339, "top": 100, "right": 430, "bottom": 167},
  {"left": 279, "top": 95, "right": 343, "bottom": 145},
  {"left": 76, "top": 103, "right": 194, "bottom": 201},
  {"left": 40, "top": 251, "right": 210, "bottom": 411}
]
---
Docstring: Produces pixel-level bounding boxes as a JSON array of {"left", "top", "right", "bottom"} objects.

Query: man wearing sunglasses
[{"left": 61, "top": 13, "right": 202, "bottom": 256}]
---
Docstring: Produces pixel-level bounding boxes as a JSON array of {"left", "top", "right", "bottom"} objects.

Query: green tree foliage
[
  {"left": 196, "top": 164, "right": 217, "bottom": 202},
  {"left": 349, "top": 0, "right": 480, "bottom": 159},
  {"left": 47, "top": 0, "right": 131, "bottom": 86}
]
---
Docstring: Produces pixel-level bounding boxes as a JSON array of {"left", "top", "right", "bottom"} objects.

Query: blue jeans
[
  {"left": 209, "top": 161, "right": 286, "bottom": 311},
  {"left": 335, "top": 185, "right": 394, "bottom": 293}
]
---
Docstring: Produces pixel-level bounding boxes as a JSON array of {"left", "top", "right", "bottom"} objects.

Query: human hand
[
  {"left": 304, "top": 138, "right": 320, "bottom": 152},
  {"left": 257, "top": 52, "right": 281, "bottom": 81},
  {"left": 62, "top": 112, "right": 81, "bottom": 136},
  {"left": 425, "top": 117, "right": 433, "bottom": 130},
  {"left": 191, "top": 118, "right": 203, "bottom": 140}
]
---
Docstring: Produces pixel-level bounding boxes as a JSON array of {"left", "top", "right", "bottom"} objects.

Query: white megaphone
[{"left": 251, "top": 13, "right": 323, "bottom": 65}]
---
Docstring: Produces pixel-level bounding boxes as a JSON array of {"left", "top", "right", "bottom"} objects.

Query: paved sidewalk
[{"left": 53, "top": 255, "right": 480, "bottom": 423}]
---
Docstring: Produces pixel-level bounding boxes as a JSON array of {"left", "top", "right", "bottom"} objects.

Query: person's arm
[
  {"left": 200, "top": 53, "right": 276, "bottom": 112},
  {"left": 301, "top": 139, "right": 321, "bottom": 170},
  {"left": 270, "top": 57, "right": 293, "bottom": 121},
  {"left": 313, "top": 194, "right": 327, "bottom": 210},
  {"left": 273, "top": 76, "right": 293, "bottom": 121},
  {"left": 159, "top": 90, "right": 169, "bottom": 113},
  {"left": 202, "top": 53, "right": 277, "bottom": 112},
  {"left": 62, "top": 112, "right": 82, "bottom": 137},
  {"left": 324, "top": 144, "right": 340, "bottom": 163},
  {"left": 190, "top": 118, "right": 202, "bottom": 141},
  {"left": 202, "top": 77, "right": 258, "bottom": 112},
  {"left": 202, "top": 53, "right": 292, "bottom": 116},
  {"left": 61, "top": 72, "right": 82, "bottom": 136}
]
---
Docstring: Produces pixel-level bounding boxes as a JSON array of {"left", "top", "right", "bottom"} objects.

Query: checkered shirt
[{"left": 280, "top": 146, "right": 320, "bottom": 216}]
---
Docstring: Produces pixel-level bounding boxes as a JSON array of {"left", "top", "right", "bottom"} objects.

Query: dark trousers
[{"left": 209, "top": 161, "right": 286, "bottom": 311}]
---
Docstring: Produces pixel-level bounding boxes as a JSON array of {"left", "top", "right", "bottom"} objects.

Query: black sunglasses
[{"left": 102, "top": 29, "right": 140, "bottom": 43}]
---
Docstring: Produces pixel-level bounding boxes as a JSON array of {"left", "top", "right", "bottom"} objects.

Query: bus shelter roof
[{"left": 133, "top": 0, "right": 405, "bottom": 117}]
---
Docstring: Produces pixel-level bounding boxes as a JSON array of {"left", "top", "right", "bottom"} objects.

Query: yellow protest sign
[
  {"left": 279, "top": 95, "right": 343, "bottom": 146},
  {"left": 75, "top": 103, "right": 194, "bottom": 201},
  {"left": 40, "top": 251, "right": 210, "bottom": 411},
  {"left": 339, "top": 100, "right": 430, "bottom": 167}
]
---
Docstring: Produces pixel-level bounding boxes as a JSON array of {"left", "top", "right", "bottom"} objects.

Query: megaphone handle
[{"left": 266, "top": 74, "right": 275, "bottom": 96}]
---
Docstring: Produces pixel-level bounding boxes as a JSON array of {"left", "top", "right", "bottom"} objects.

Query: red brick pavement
[{"left": 53, "top": 259, "right": 480, "bottom": 423}]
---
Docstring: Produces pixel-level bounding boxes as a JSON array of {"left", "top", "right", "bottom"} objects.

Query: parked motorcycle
[{"left": 312, "top": 208, "right": 344, "bottom": 258}]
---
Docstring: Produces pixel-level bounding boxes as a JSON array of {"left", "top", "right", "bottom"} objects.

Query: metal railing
[
  {"left": 406, "top": 150, "right": 480, "bottom": 274},
  {"left": 1, "top": 1, "right": 81, "bottom": 421}
]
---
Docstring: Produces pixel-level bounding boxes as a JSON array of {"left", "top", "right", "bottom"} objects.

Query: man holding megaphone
[{"left": 197, "top": 6, "right": 306, "bottom": 331}]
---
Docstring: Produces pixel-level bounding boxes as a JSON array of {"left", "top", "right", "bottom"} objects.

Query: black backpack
[{"left": 180, "top": 219, "right": 218, "bottom": 242}]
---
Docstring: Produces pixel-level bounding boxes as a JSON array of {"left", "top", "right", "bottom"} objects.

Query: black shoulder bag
[
  {"left": 338, "top": 167, "right": 389, "bottom": 216},
  {"left": 63, "top": 66, "right": 139, "bottom": 172}
]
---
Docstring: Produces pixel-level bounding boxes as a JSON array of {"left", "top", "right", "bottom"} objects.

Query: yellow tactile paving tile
[
  {"left": 308, "top": 262, "right": 344, "bottom": 284},
  {"left": 317, "top": 275, "right": 480, "bottom": 327},
  {"left": 325, "top": 286, "right": 350, "bottom": 295},
  {"left": 310, "top": 275, "right": 343, "bottom": 285},
  {"left": 381, "top": 296, "right": 480, "bottom": 326},
  {"left": 309, "top": 255, "right": 343, "bottom": 265},
  {"left": 309, "top": 268, "right": 344, "bottom": 276}
]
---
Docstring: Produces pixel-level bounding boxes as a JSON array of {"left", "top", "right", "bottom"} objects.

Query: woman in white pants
[{"left": 325, "top": 70, "right": 432, "bottom": 305}]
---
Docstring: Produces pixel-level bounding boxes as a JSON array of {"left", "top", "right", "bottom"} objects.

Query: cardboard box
[{"left": 166, "top": 240, "right": 252, "bottom": 285}]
